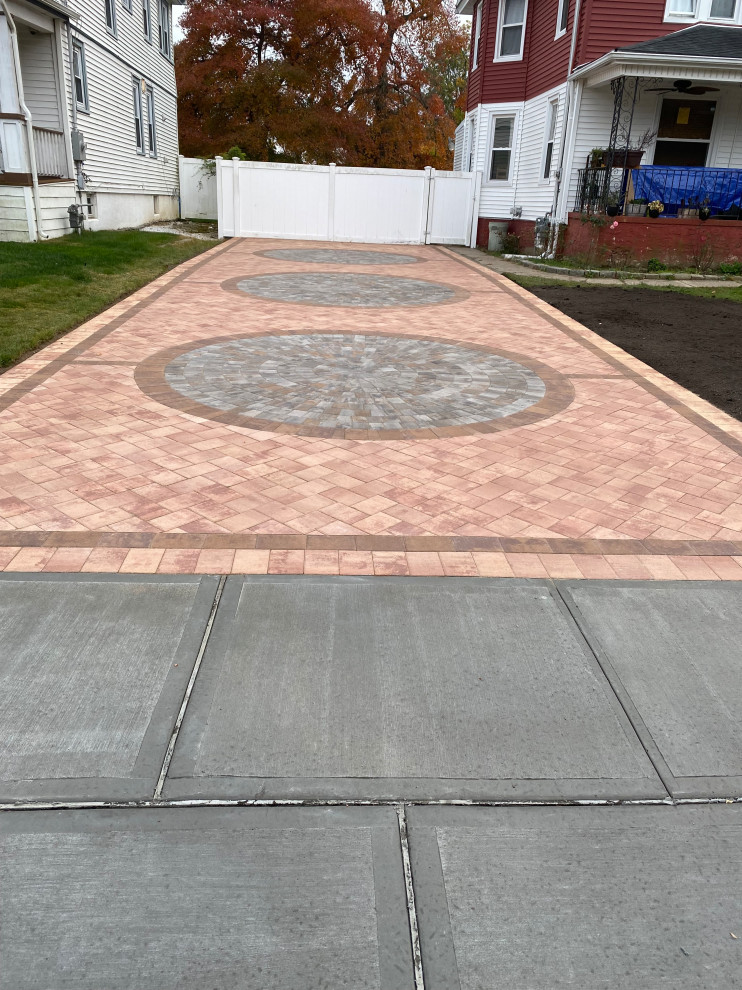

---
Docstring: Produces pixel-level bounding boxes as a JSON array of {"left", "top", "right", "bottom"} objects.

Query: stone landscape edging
[{"left": 503, "top": 254, "right": 742, "bottom": 282}]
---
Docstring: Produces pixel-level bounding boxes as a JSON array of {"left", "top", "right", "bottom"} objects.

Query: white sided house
[
  {"left": 0, "top": 0, "right": 178, "bottom": 241},
  {"left": 454, "top": 0, "right": 742, "bottom": 251}
]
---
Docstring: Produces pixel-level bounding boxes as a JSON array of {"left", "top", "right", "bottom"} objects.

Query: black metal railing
[{"left": 576, "top": 165, "right": 742, "bottom": 219}]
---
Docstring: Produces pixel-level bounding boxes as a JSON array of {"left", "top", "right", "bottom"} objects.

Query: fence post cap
[{"left": 214, "top": 155, "right": 223, "bottom": 160}]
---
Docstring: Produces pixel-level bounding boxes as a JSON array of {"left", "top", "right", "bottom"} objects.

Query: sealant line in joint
[
  {"left": 396, "top": 803, "right": 425, "bottom": 990},
  {"left": 153, "top": 575, "right": 227, "bottom": 802}
]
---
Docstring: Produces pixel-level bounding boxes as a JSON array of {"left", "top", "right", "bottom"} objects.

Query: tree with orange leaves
[{"left": 175, "top": 0, "right": 467, "bottom": 169}]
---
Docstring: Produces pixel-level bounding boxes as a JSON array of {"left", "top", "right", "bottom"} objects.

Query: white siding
[
  {"left": 62, "top": 0, "right": 179, "bottom": 199},
  {"left": 0, "top": 185, "right": 32, "bottom": 240},
  {"left": 17, "top": 25, "right": 62, "bottom": 130},
  {"left": 452, "top": 121, "right": 464, "bottom": 171},
  {"left": 464, "top": 84, "right": 567, "bottom": 221},
  {"left": 38, "top": 180, "right": 76, "bottom": 236}
]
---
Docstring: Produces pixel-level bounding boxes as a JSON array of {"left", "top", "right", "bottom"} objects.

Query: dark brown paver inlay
[{"left": 136, "top": 331, "right": 573, "bottom": 439}]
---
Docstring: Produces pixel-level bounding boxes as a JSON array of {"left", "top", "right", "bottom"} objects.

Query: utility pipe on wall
[
  {"left": 545, "top": 0, "right": 584, "bottom": 256},
  {"left": 0, "top": 0, "right": 46, "bottom": 240}
]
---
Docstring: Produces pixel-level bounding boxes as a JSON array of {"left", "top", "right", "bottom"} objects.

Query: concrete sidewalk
[{"left": 1, "top": 574, "right": 741, "bottom": 987}]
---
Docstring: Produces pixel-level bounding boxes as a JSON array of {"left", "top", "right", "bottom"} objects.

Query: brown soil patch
[{"left": 529, "top": 285, "right": 742, "bottom": 421}]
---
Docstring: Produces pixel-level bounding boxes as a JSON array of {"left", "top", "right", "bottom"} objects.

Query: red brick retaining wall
[{"left": 562, "top": 212, "right": 742, "bottom": 266}]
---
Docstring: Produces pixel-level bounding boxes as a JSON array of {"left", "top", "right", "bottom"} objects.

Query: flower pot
[
  {"left": 698, "top": 207, "right": 711, "bottom": 221},
  {"left": 647, "top": 208, "right": 660, "bottom": 218},
  {"left": 606, "top": 205, "right": 620, "bottom": 217}
]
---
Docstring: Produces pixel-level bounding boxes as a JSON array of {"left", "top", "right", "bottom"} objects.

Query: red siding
[
  {"left": 468, "top": 0, "right": 690, "bottom": 108},
  {"left": 575, "top": 0, "right": 675, "bottom": 68},
  {"left": 524, "top": 0, "right": 573, "bottom": 100}
]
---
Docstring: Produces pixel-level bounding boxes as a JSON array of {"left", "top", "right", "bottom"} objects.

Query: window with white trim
[
  {"left": 556, "top": 0, "right": 569, "bottom": 36},
  {"left": 542, "top": 99, "right": 558, "bottom": 179},
  {"left": 142, "top": 0, "right": 152, "bottom": 42},
  {"left": 133, "top": 78, "right": 145, "bottom": 154},
  {"left": 159, "top": 0, "right": 172, "bottom": 58},
  {"left": 489, "top": 116, "right": 515, "bottom": 181},
  {"left": 472, "top": 2, "right": 482, "bottom": 68},
  {"left": 466, "top": 116, "right": 476, "bottom": 170},
  {"left": 146, "top": 86, "right": 157, "bottom": 157},
  {"left": 496, "top": 0, "right": 528, "bottom": 60},
  {"left": 72, "top": 41, "right": 89, "bottom": 112},
  {"left": 665, "top": 0, "right": 740, "bottom": 20},
  {"left": 123, "top": 0, "right": 132, "bottom": 13},
  {"left": 105, "top": 0, "right": 117, "bottom": 34}
]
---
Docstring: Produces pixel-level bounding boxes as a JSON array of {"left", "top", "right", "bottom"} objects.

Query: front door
[{"left": 653, "top": 99, "right": 716, "bottom": 167}]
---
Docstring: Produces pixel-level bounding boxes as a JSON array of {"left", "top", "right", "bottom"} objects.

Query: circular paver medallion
[
  {"left": 135, "top": 333, "right": 574, "bottom": 438},
  {"left": 229, "top": 272, "right": 460, "bottom": 307},
  {"left": 258, "top": 248, "right": 422, "bottom": 265}
]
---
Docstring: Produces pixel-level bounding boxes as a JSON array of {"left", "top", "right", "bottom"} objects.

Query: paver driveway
[{"left": 1, "top": 238, "right": 742, "bottom": 579}]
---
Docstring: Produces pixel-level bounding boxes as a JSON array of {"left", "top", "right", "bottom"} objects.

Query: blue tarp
[{"left": 631, "top": 166, "right": 742, "bottom": 214}]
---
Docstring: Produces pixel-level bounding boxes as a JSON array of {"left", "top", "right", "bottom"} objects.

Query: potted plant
[
  {"left": 698, "top": 198, "right": 711, "bottom": 221},
  {"left": 605, "top": 192, "right": 621, "bottom": 217},
  {"left": 647, "top": 200, "right": 664, "bottom": 218}
]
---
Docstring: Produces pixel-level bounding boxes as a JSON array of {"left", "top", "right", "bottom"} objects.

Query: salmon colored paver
[{"left": 1, "top": 237, "right": 742, "bottom": 579}]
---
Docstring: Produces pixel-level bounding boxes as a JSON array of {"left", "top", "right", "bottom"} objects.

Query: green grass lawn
[
  {"left": 0, "top": 230, "right": 215, "bottom": 370},
  {"left": 505, "top": 272, "right": 742, "bottom": 303}
]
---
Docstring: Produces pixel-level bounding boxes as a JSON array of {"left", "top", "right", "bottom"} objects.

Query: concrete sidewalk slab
[
  {"left": 164, "top": 576, "right": 663, "bottom": 802},
  {"left": 408, "top": 804, "right": 742, "bottom": 990},
  {"left": 0, "top": 806, "right": 413, "bottom": 990},
  {"left": 561, "top": 580, "right": 742, "bottom": 798},
  {"left": 0, "top": 574, "right": 218, "bottom": 803}
]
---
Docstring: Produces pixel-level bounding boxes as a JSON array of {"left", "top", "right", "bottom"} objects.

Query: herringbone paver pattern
[{"left": 0, "top": 238, "right": 741, "bottom": 577}]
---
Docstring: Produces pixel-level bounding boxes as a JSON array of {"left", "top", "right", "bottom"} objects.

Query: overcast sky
[{"left": 173, "top": 4, "right": 185, "bottom": 42}]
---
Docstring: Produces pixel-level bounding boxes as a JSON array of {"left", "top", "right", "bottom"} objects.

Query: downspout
[
  {"left": 545, "top": 0, "right": 583, "bottom": 256},
  {"left": 65, "top": 19, "right": 83, "bottom": 213},
  {"left": 0, "top": 0, "right": 46, "bottom": 240}
]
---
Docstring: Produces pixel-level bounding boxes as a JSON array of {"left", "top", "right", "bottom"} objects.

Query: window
[
  {"left": 472, "top": 2, "right": 482, "bottom": 69},
  {"left": 84, "top": 194, "right": 97, "bottom": 218},
  {"left": 159, "top": 0, "right": 171, "bottom": 57},
  {"left": 146, "top": 86, "right": 157, "bottom": 157},
  {"left": 489, "top": 116, "right": 514, "bottom": 181},
  {"left": 123, "top": 0, "right": 132, "bottom": 12},
  {"left": 466, "top": 117, "right": 476, "bottom": 171},
  {"left": 72, "top": 41, "right": 89, "bottom": 111},
  {"left": 496, "top": 0, "right": 527, "bottom": 60},
  {"left": 556, "top": 0, "right": 569, "bottom": 36},
  {"left": 133, "top": 78, "right": 145, "bottom": 154},
  {"left": 542, "top": 100, "right": 558, "bottom": 179},
  {"left": 142, "top": 0, "right": 152, "bottom": 41},
  {"left": 653, "top": 98, "right": 716, "bottom": 166},
  {"left": 105, "top": 0, "right": 117, "bottom": 34},
  {"left": 665, "top": 0, "right": 740, "bottom": 19}
]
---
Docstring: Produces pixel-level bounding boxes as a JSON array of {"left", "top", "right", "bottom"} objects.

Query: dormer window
[{"left": 495, "top": 0, "right": 528, "bottom": 61}]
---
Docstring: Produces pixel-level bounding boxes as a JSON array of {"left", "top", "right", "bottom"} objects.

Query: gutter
[{"left": 0, "top": 0, "right": 46, "bottom": 240}]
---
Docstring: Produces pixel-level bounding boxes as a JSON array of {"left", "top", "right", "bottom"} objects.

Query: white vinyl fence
[
  {"left": 179, "top": 156, "right": 218, "bottom": 220},
  {"left": 216, "top": 159, "right": 482, "bottom": 246}
]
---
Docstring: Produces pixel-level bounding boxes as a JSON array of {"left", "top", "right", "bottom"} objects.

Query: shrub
[
  {"left": 502, "top": 232, "right": 521, "bottom": 254},
  {"left": 718, "top": 260, "right": 742, "bottom": 275},
  {"left": 646, "top": 258, "right": 667, "bottom": 272}
]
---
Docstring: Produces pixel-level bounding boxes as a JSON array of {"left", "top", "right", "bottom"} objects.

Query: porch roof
[
  {"left": 7, "top": 0, "right": 78, "bottom": 22},
  {"left": 572, "top": 24, "right": 742, "bottom": 87}
]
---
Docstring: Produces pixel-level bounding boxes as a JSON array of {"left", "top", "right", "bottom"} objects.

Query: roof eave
[
  {"left": 13, "top": 0, "right": 78, "bottom": 20},
  {"left": 456, "top": 0, "right": 476, "bottom": 15},
  {"left": 570, "top": 49, "right": 742, "bottom": 87}
]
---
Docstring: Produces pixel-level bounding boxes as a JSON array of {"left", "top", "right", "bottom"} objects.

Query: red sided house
[{"left": 454, "top": 0, "right": 742, "bottom": 261}]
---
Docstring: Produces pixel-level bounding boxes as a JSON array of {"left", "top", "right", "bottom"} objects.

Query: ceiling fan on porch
[{"left": 646, "top": 79, "right": 720, "bottom": 95}]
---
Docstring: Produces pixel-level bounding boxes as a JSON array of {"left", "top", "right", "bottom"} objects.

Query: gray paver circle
[
  {"left": 233, "top": 272, "right": 457, "bottom": 307},
  {"left": 259, "top": 248, "right": 422, "bottom": 265},
  {"left": 163, "top": 333, "right": 547, "bottom": 432}
]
